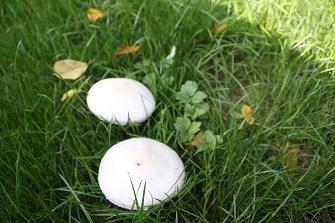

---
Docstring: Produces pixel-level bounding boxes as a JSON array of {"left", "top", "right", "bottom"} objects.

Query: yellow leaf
[
  {"left": 212, "top": 23, "right": 228, "bottom": 33},
  {"left": 191, "top": 132, "right": 203, "bottom": 146},
  {"left": 282, "top": 143, "right": 301, "bottom": 170},
  {"left": 87, "top": 8, "right": 104, "bottom": 21},
  {"left": 53, "top": 59, "right": 88, "bottom": 80},
  {"left": 114, "top": 44, "right": 140, "bottom": 56},
  {"left": 61, "top": 89, "right": 80, "bottom": 102},
  {"left": 210, "top": 105, "right": 220, "bottom": 113},
  {"left": 240, "top": 104, "right": 255, "bottom": 124}
]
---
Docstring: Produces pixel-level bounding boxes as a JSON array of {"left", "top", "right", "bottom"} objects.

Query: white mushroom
[
  {"left": 86, "top": 78, "right": 156, "bottom": 125},
  {"left": 98, "top": 138, "right": 185, "bottom": 210}
]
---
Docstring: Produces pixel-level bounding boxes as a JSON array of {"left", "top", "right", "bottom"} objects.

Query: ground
[{"left": 1, "top": 0, "right": 335, "bottom": 222}]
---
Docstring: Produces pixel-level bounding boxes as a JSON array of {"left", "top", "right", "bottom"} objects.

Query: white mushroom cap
[
  {"left": 98, "top": 138, "right": 185, "bottom": 210},
  {"left": 86, "top": 78, "right": 156, "bottom": 125}
]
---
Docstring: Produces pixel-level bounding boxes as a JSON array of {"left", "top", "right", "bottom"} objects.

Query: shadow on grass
[{"left": 0, "top": 0, "right": 334, "bottom": 222}]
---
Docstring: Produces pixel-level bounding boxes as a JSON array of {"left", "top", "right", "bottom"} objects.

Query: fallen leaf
[
  {"left": 282, "top": 143, "right": 301, "bottom": 170},
  {"left": 212, "top": 23, "right": 228, "bottom": 33},
  {"left": 53, "top": 59, "right": 88, "bottom": 80},
  {"left": 61, "top": 88, "right": 80, "bottom": 102},
  {"left": 210, "top": 105, "right": 220, "bottom": 113},
  {"left": 114, "top": 44, "right": 140, "bottom": 56},
  {"left": 240, "top": 104, "right": 255, "bottom": 124},
  {"left": 191, "top": 132, "right": 203, "bottom": 146},
  {"left": 87, "top": 7, "right": 104, "bottom": 21}
]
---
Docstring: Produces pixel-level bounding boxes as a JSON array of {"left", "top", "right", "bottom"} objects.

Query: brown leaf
[
  {"left": 114, "top": 44, "right": 140, "bottom": 56},
  {"left": 87, "top": 8, "right": 104, "bottom": 21},
  {"left": 191, "top": 132, "right": 203, "bottom": 146},
  {"left": 61, "top": 88, "right": 80, "bottom": 102},
  {"left": 282, "top": 143, "right": 301, "bottom": 170},
  {"left": 212, "top": 23, "right": 228, "bottom": 33},
  {"left": 240, "top": 104, "right": 255, "bottom": 124},
  {"left": 53, "top": 59, "right": 88, "bottom": 80}
]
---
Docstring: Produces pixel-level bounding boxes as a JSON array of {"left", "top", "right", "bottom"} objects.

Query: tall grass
[{"left": 1, "top": 0, "right": 335, "bottom": 222}]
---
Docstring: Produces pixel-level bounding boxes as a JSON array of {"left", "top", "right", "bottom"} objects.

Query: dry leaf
[
  {"left": 283, "top": 143, "right": 301, "bottom": 170},
  {"left": 53, "top": 59, "right": 88, "bottom": 80},
  {"left": 61, "top": 88, "right": 80, "bottom": 102},
  {"left": 191, "top": 132, "right": 203, "bottom": 146},
  {"left": 87, "top": 8, "right": 104, "bottom": 21},
  {"left": 240, "top": 104, "right": 255, "bottom": 124},
  {"left": 114, "top": 44, "right": 140, "bottom": 56},
  {"left": 212, "top": 23, "right": 228, "bottom": 33},
  {"left": 210, "top": 105, "right": 220, "bottom": 113}
]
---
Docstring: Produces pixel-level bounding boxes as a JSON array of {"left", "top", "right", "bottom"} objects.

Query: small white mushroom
[
  {"left": 86, "top": 78, "right": 156, "bottom": 125},
  {"left": 98, "top": 138, "right": 185, "bottom": 210}
]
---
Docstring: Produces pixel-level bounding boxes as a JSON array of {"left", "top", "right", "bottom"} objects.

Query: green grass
[{"left": 1, "top": 0, "right": 335, "bottom": 222}]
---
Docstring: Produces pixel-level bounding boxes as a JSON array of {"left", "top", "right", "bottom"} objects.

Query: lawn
[{"left": 1, "top": 0, "right": 335, "bottom": 222}]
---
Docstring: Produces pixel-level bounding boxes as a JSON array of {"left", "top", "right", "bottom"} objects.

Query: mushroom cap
[
  {"left": 98, "top": 138, "right": 185, "bottom": 210},
  {"left": 86, "top": 78, "right": 156, "bottom": 125}
]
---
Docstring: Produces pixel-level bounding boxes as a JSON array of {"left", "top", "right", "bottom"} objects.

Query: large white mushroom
[
  {"left": 86, "top": 78, "right": 156, "bottom": 125},
  {"left": 98, "top": 138, "right": 185, "bottom": 210}
]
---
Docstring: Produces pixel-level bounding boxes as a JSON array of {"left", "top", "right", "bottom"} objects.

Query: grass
[{"left": 1, "top": 0, "right": 335, "bottom": 222}]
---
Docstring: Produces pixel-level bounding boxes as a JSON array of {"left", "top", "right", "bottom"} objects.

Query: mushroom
[
  {"left": 86, "top": 78, "right": 156, "bottom": 125},
  {"left": 98, "top": 138, "right": 185, "bottom": 210}
]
